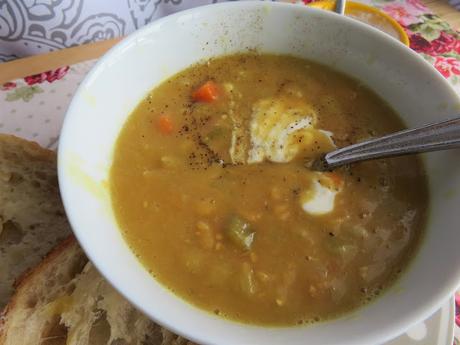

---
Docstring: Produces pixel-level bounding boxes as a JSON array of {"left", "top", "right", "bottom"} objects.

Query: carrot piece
[
  {"left": 157, "top": 114, "right": 174, "bottom": 134},
  {"left": 324, "top": 172, "right": 344, "bottom": 189},
  {"left": 192, "top": 80, "right": 219, "bottom": 102}
]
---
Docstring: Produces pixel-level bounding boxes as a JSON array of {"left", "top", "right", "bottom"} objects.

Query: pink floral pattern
[
  {"left": 375, "top": 0, "right": 460, "bottom": 84},
  {"left": 382, "top": 2, "right": 425, "bottom": 26},
  {"left": 410, "top": 32, "right": 460, "bottom": 56},
  {"left": 24, "top": 66, "right": 70, "bottom": 86},
  {"left": 406, "top": 0, "right": 430, "bottom": 12},
  {"left": 3, "top": 67, "right": 70, "bottom": 102},
  {"left": 304, "top": 0, "right": 460, "bottom": 87},
  {"left": 1, "top": 82, "right": 17, "bottom": 91},
  {"left": 433, "top": 56, "right": 460, "bottom": 78}
]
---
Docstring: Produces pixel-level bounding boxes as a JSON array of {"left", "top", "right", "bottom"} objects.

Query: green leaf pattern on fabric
[
  {"left": 408, "top": 15, "right": 454, "bottom": 40},
  {"left": 5, "top": 85, "right": 44, "bottom": 102}
]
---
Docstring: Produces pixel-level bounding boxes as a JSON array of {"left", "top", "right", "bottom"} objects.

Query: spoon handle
[
  {"left": 335, "top": 0, "right": 346, "bottom": 15},
  {"left": 322, "top": 116, "right": 460, "bottom": 169}
]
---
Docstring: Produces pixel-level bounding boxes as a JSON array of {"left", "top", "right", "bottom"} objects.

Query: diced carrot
[
  {"left": 192, "top": 80, "right": 219, "bottom": 102},
  {"left": 157, "top": 114, "right": 174, "bottom": 134},
  {"left": 324, "top": 172, "right": 344, "bottom": 189}
]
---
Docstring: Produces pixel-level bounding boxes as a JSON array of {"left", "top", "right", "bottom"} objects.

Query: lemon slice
[{"left": 308, "top": 1, "right": 410, "bottom": 46}]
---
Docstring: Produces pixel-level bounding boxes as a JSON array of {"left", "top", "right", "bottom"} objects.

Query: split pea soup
[{"left": 110, "top": 54, "right": 428, "bottom": 326}]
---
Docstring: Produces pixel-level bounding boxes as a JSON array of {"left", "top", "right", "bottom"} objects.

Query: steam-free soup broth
[{"left": 110, "top": 54, "right": 428, "bottom": 326}]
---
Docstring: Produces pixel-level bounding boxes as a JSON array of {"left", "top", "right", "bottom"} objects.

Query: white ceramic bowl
[{"left": 58, "top": 2, "right": 460, "bottom": 344}]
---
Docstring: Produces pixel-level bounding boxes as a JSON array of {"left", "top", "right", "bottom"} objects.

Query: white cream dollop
[
  {"left": 227, "top": 92, "right": 342, "bottom": 216},
  {"left": 300, "top": 174, "right": 342, "bottom": 216},
  {"left": 246, "top": 98, "right": 335, "bottom": 164}
]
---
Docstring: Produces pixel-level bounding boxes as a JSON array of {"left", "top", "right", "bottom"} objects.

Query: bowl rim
[{"left": 58, "top": 2, "right": 460, "bottom": 345}]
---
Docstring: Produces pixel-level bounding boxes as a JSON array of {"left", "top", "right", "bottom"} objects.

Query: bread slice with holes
[
  {"left": 0, "top": 134, "right": 71, "bottom": 309},
  {"left": 0, "top": 236, "right": 196, "bottom": 345}
]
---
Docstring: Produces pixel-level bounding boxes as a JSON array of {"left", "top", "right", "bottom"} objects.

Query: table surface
[{"left": 0, "top": 0, "right": 458, "bottom": 85}]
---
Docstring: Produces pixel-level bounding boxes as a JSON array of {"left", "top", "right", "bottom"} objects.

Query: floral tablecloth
[
  {"left": 305, "top": 0, "right": 460, "bottom": 89},
  {"left": 0, "top": 0, "right": 459, "bottom": 344}
]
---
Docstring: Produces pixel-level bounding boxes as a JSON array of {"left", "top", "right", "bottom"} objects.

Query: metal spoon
[
  {"left": 312, "top": 117, "right": 460, "bottom": 171},
  {"left": 335, "top": 0, "right": 346, "bottom": 15}
]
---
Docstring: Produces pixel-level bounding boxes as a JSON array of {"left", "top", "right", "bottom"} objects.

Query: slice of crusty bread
[
  {"left": 0, "top": 236, "right": 195, "bottom": 345},
  {"left": 0, "top": 134, "right": 71, "bottom": 309}
]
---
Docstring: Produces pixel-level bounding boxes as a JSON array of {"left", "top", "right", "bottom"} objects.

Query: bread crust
[
  {"left": 0, "top": 236, "right": 79, "bottom": 344},
  {"left": 0, "top": 134, "right": 56, "bottom": 162},
  {"left": 13, "top": 236, "right": 77, "bottom": 291}
]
